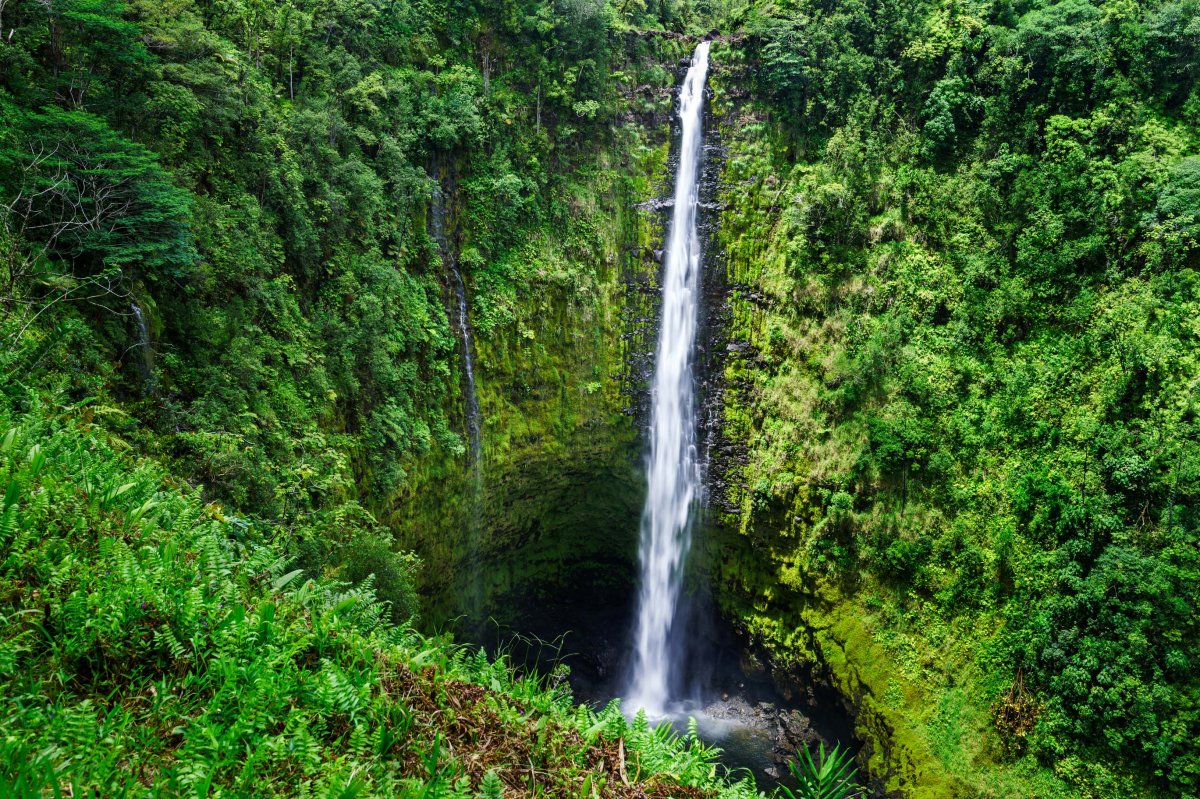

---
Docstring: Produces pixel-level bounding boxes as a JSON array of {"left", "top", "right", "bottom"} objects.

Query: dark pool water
[
  {"left": 459, "top": 591, "right": 862, "bottom": 793},
  {"left": 658, "top": 703, "right": 789, "bottom": 788}
]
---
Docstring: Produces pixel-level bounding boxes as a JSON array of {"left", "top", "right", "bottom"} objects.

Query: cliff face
[
  {"left": 388, "top": 36, "right": 942, "bottom": 794},
  {"left": 694, "top": 20, "right": 1199, "bottom": 798},
  {"left": 390, "top": 38, "right": 1018, "bottom": 798},
  {"left": 692, "top": 48, "right": 959, "bottom": 799},
  {"left": 388, "top": 39, "right": 694, "bottom": 626},
  {"left": 389, "top": 25, "right": 1200, "bottom": 796}
]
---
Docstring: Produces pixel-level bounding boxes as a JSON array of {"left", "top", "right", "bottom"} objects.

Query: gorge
[{"left": 0, "top": 1, "right": 1197, "bottom": 798}]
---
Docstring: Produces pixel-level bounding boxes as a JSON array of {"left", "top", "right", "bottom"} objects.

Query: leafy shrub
[
  {"left": 342, "top": 534, "right": 422, "bottom": 625},
  {"left": 0, "top": 399, "right": 761, "bottom": 799}
]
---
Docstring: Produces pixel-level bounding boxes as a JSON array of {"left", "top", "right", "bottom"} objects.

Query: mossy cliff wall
[
  {"left": 698, "top": 42, "right": 1044, "bottom": 799},
  {"left": 695, "top": 29, "right": 1197, "bottom": 799},
  {"left": 386, "top": 32, "right": 1187, "bottom": 799},
  {"left": 387, "top": 37, "right": 982, "bottom": 796},
  {"left": 388, "top": 39, "right": 695, "bottom": 626}
]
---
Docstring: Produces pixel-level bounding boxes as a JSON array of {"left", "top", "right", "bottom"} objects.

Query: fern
[
  {"left": 446, "top": 775, "right": 473, "bottom": 799},
  {"left": 154, "top": 626, "right": 188, "bottom": 662},
  {"left": 0, "top": 502, "right": 18, "bottom": 546},
  {"left": 477, "top": 769, "right": 504, "bottom": 799},
  {"left": 0, "top": 404, "right": 765, "bottom": 799}
]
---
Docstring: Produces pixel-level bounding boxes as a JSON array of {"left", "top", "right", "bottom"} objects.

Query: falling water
[
  {"left": 130, "top": 302, "right": 156, "bottom": 394},
  {"left": 451, "top": 264, "right": 482, "bottom": 464},
  {"left": 626, "top": 41, "right": 711, "bottom": 718},
  {"left": 430, "top": 182, "right": 482, "bottom": 464}
]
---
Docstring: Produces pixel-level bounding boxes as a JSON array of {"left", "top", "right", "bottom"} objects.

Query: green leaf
[
  {"left": 271, "top": 568, "right": 305, "bottom": 591},
  {"left": 101, "top": 482, "right": 135, "bottom": 509}
]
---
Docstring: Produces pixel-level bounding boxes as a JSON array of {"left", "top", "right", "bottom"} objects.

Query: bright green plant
[
  {"left": 780, "top": 743, "right": 862, "bottom": 799},
  {"left": 0, "top": 398, "right": 764, "bottom": 799}
]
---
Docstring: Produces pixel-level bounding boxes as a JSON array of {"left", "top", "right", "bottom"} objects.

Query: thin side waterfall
[
  {"left": 626, "top": 41, "right": 710, "bottom": 718},
  {"left": 130, "top": 302, "right": 156, "bottom": 394},
  {"left": 430, "top": 176, "right": 486, "bottom": 623},
  {"left": 430, "top": 182, "right": 482, "bottom": 465},
  {"left": 451, "top": 264, "right": 482, "bottom": 465}
]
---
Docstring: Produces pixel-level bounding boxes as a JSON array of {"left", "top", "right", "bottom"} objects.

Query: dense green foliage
[
  {"left": 0, "top": 0, "right": 697, "bottom": 618},
  {"left": 1, "top": 0, "right": 1197, "bottom": 796},
  {"left": 0, "top": 0, "right": 677, "bottom": 523},
  {"left": 0, "top": 396, "right": 761, "bottom": 798},
  {"left": 710, "top": 0, "right": 1198, "bottom": 795}
]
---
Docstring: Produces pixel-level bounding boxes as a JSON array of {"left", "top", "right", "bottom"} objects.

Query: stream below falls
[{"left": 467, "top": 590, "right": 862, "bottom": 792}]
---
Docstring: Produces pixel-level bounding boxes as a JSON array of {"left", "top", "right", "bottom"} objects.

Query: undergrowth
[{"left": 0, "top": 395, "right": 760, "bottom": 799}]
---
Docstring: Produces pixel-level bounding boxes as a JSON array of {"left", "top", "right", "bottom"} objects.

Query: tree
[
  {"left": 0, "top": 105, "right": 195, "bottom": 279},
  {"left": 1157, "top": 156, "right": 1200, "bottom": 240}
]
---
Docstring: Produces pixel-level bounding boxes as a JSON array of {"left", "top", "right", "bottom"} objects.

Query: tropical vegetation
[{"left": 0, "top": 0, "right": 1195, "bottom": 797}]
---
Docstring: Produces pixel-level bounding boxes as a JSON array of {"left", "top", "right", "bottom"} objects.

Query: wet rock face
[
  {"left": 693, "top": 97, "right": 740, "bottom": 517},
  {"left": 703, "top": 696, "right": 822, "bottom": 767},
  {"left": 626, "top": 55, "right": 728, "bottom": 448},
  {"left": 776, "top": 708, "right": 820, "bottom": 753}
]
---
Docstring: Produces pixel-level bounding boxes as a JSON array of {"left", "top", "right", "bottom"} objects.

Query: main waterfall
[{"left": 626, "top": 41, "right": 710, "bottom": 718}]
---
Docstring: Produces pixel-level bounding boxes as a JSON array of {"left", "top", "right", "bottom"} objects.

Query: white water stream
[
  {"left": 626, "top": 41, "right": 711, "bottom": 717},
  {"left": 130, "top": 302, "right": 156, "bottom": 394},
  {"left": 430, "top": 183, "right": 482, "bottom": 464}
]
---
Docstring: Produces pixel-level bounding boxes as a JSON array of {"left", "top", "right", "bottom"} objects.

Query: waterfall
[
  {"left": 451, "top": 260, "right": 482, "bottom": 465},
  {"left": 626, "top": 41, "right": 711, "bottom": 718},
  {"left": 429, "top": 171, "right": 488, "bottom": 624},
  {"left": 130, "top": 302, "right": 156, "bottom": 394},
  {"left": 430, "top": 181, "right": 482, "bottom": 465}
]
